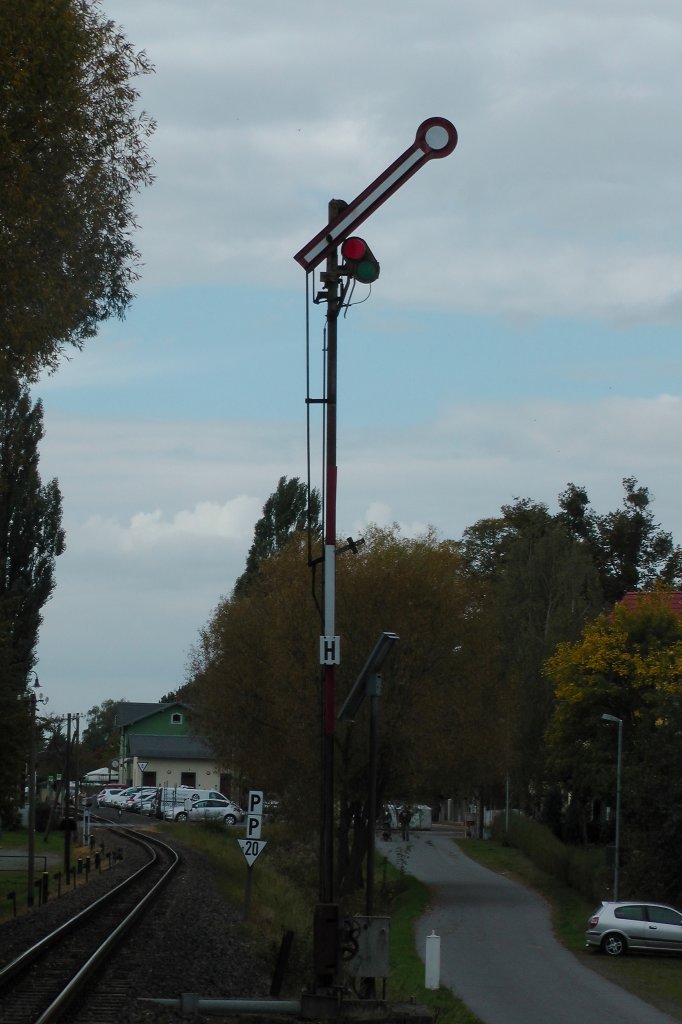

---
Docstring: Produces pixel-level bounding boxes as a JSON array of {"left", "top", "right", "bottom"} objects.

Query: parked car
[
  {"left": 139, "top": 793, "right": 158, "bottom": 815},
  {"left": 96, "top": 784, "right": 128, "bottom": 807},
  {"left": 586, "top": 900, "right": 682, "bottom": 956},
  {"left": 168, "top": 797, "right": 244, "bottom": 825},
  {"left": 108, "top": 786, "right": 146, "bottom": 809},
  {"left": 125, "top": 788, "right": 158, "bottom": 813},
  {"left": 152, "top": 787, "right": 229, "bottom": 819}
]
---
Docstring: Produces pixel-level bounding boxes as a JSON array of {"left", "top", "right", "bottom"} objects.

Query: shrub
[{"left": 492, "top": 811, "right": 607, "bottom": 902}]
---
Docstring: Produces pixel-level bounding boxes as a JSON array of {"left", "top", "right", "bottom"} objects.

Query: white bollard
[{"left": 425, "top": 929, "right": 440, "bottom": 989}]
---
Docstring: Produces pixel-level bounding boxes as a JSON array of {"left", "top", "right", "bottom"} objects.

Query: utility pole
[
  {"left": 27, "top": 686, "right": 38, "bottom": 907},
  {"left": 64, "top": 712, "right": 71, "bottom": 881},
  {"left": 23, "top": 672, "right": 46, "bottom": 908}
]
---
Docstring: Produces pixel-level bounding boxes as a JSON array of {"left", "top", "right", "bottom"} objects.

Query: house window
[
  {"left": 180, "top": 772, "right": 196, "bottom": 788},
  {"left": 142, "top": 771, "right": 157, "bottom": 787},
  {"left": 171, "top": 712, "right": 183, "bottom": 725}
]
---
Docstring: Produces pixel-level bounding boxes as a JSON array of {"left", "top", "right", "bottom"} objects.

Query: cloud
[
  {"left": 350, "top": 502, "right": 430, "bottom": 541},
  {"left": 339, "top": 394, "right": 682, "bottom": 540},
  {"left": 81, "top": 497, "right": 260, "bottom": 553}
]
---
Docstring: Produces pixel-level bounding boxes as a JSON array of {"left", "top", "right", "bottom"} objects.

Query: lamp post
[{"left": 601, "top": 713, "right": 623, "bottom": 900}]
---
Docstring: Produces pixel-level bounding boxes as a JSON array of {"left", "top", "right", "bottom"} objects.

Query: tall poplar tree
[
  {"left": 233, "top": 476, "right": 321, "bottom": 597},
  {"left": 0, "top": 379, "right": 65, "bottom": 812}
]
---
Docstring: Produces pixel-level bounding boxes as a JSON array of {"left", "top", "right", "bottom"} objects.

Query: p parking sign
[{"left": 245, "top": 789, "right": 264, "bottom": 839}]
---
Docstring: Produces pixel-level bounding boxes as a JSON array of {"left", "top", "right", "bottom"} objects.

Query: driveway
[{"left": 378, "top": 830, "right": 678, "bottom": 1024}]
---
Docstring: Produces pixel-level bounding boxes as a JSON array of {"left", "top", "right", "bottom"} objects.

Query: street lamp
[{"left": 601, "top": 713, "right": 623, "bottom": 900}]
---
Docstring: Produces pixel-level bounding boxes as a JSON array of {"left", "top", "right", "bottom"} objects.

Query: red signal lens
[
  {"left": 340, "top": 235, "right": 380, "bottom": 284},
  {"left": 341, "top": 237, "right": 367, "bottom": 261}
]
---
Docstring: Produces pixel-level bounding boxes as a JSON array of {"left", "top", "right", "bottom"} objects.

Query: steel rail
[{"left": 0, "top": 825, "right": 179, "bottom": 1023}]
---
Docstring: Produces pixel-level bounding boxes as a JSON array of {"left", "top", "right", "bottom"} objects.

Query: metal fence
[{"left": 0, "top": 854, "right": 49, "bottom": 872}]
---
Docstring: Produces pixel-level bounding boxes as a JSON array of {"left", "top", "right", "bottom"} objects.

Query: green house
[{"left": 115, "top": 701, "right": 230, "bottom": 794}]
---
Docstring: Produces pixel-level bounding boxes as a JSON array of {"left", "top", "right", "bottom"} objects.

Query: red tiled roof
[{"left": 619, "top": 591, "right": 682, "bottom": 617}]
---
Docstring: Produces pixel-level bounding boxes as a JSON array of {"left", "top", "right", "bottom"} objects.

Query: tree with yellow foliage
[{"left": 545, "top": 593, "right": 682, "bottom": 899}]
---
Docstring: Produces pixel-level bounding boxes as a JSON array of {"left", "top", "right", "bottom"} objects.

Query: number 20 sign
[{"left": 238, "top": 837, "right": 266, "bottom": 866}]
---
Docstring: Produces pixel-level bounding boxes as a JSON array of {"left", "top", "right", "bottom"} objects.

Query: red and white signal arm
[{"left": 294, "top": 117, "right": 458, "bottom": 273}]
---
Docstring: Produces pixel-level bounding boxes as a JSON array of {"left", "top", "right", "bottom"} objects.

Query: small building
[{"left": 115, "top": 701, "right": 231, "bottom": 795}]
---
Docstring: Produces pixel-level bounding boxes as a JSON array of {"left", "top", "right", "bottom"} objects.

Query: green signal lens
[{"left": 355, "top": 258, "right": 380, "bottom": 284}]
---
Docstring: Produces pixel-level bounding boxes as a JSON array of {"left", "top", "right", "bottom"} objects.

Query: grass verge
[{"left": 0, "top": 828, "right": 94, "bottom": 921}]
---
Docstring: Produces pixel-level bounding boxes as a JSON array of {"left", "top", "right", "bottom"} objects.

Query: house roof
[
  {"left": 128, "top": 734, "right": 213, "bottom": 760},
  {"left": 115, "top": 701, "right": 190, "bottom": 727},
  {"left": 619, "top": 591, "right": 682, "bottom": 617}
]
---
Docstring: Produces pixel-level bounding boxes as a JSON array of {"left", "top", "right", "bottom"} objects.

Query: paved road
[{"left": 378, "top": 830, "right": 677, "bottom": 1024}]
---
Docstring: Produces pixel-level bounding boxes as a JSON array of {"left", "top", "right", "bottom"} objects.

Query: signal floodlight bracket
[
  {"left": 338, "top": 632, "right": 399, "bottom": 721},
  {"left": 294, "top": 117, "right": 457, "bottom": 273}
]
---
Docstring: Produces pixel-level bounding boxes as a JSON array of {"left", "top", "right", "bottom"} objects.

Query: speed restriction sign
[{"left": 238, "top": 838, "right": 267, "bottom": 867}]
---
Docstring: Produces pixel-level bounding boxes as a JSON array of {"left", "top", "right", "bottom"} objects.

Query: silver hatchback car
[
  {"left": 586, "top": 900, "right": 682, "bottom": 957},
  {"left": 170, "top": 798, "right": 244, "bottom": 825}
]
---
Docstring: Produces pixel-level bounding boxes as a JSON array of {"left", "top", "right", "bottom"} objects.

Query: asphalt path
[{"left": 378, "top": 830, "right": 678, "bottom": 1024}]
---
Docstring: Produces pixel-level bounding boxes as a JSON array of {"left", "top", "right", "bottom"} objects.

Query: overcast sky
[{"left": 33, "top": 0, "right": 682, "bottom": 720}]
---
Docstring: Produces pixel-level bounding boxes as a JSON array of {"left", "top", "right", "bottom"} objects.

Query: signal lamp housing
[{"left": 340, "top": 236, "right": 380, "bottom": 284}]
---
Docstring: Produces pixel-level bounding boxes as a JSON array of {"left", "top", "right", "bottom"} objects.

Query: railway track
[{"left": 0, "top": 823, "right": 179, "bottom": 1023}]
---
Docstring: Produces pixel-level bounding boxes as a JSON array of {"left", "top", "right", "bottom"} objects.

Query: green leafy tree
[
  {"left": 158, "top": 689, "right": 191, "bottom": 704},
  {"left": 0, "top": 381, "right": 66, "bottom": 674},
  {"left": 559, "top": 478, "right": 682, "bottom": 605},
  {"left": 0, "top": 619, "right": 29, "bottom": 824},
  {"left": 545, "top": 593, "right": 682, "bottom": 899},
  {"left": 0, "top": 380, "right": 65, "bottom": 808},
  {"left": 188, "top": 525, "right": 469, "bottom": 893},
  {"left": 460, "top": 497, "right": 602, "bottom": 811},
  {"left": 80, "top": 698, "right": 122, "bottom": 773},
  {"left": 0, "top": 0, "right": 155, "bottom": 380},
  {"left": 233, "top": 476, "right": 321, "bottom": 597},
  {"left": 460, "top": 478, "right": 681, "bottom": 815}
]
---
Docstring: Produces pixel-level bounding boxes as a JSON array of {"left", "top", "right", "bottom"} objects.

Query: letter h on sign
[{"left": 320, "top": 635, "right": 340, "bottom": 666}]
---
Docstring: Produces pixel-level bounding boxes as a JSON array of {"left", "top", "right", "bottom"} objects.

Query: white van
[{"left": 152, "top": 786, "right": 226, "bottom": 818}]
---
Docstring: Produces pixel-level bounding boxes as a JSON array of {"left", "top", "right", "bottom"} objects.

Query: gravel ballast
[{"left": 0, "top": 825, "right": 272, "bottom": 1023}]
